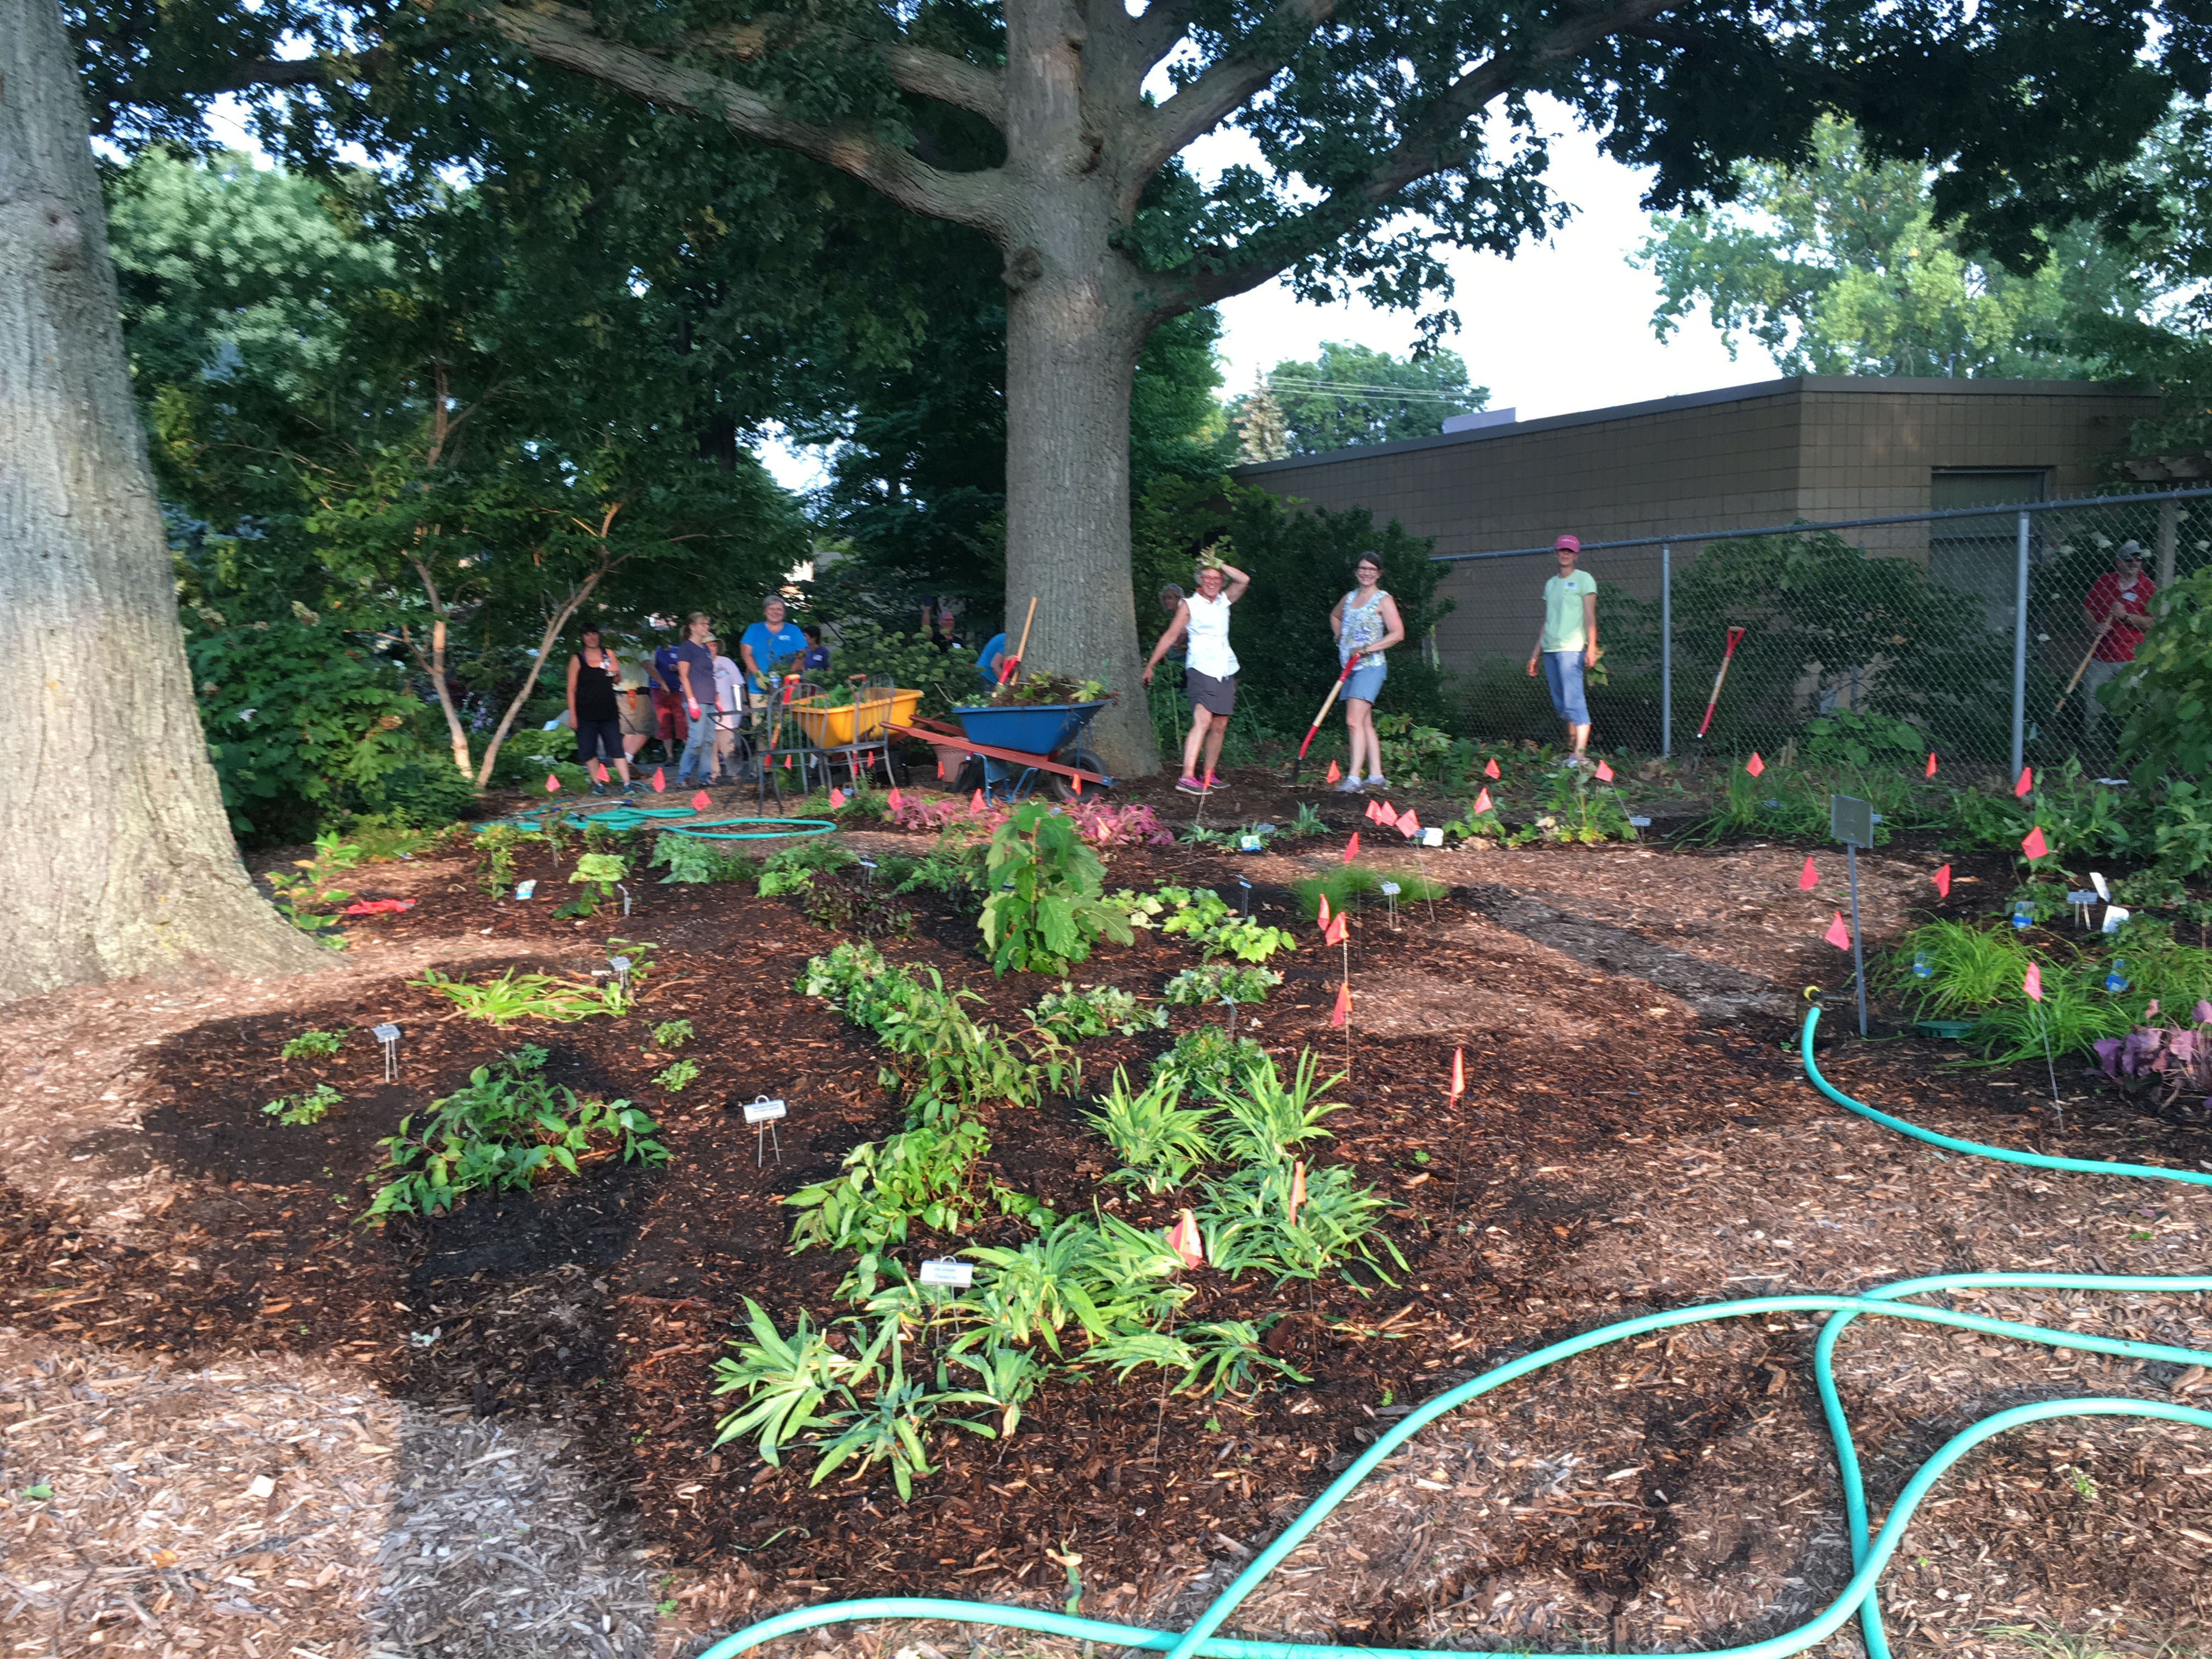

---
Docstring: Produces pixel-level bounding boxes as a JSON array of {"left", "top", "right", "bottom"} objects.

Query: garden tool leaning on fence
[{"left": 1695, "top": 625, "right": 1747, "bottom": 740}]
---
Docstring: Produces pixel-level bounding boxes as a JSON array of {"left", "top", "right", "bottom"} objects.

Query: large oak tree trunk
[
  {"left": 0, "top": 0, "right": 327, "bottom": 1001},
  {"left": 997, "top": 0, "right": 1161, "bottom": 778}
]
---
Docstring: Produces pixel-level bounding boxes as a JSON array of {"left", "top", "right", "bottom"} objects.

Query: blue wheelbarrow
[{"left": 888, "top": 701, "right": 1115, "bottom": 802}]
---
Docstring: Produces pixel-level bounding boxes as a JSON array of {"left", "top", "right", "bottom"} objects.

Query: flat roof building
[{"left": 1232, "top": 375, "right": 2160, "bottom": 677}]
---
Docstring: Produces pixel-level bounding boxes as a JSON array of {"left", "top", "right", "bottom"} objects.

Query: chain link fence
[{"left": 1438, "top": 486, "right": 2212, "bottom": 773}]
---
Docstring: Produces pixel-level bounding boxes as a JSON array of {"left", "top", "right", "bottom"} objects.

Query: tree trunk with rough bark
[
  {"left": 996, "top": 0, "right": 1158, "bottom": 775},
  {"left": 0, "top": 0, "right": 327, "bottom": 1002}
]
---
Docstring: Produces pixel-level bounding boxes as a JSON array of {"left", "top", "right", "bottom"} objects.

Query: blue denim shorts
[
  {"left": 1342, "top": 659, "right": 1387, "bottom": 704},
  {"left": 1542, "top": 650, "right": 1589, "bottom": 725}
]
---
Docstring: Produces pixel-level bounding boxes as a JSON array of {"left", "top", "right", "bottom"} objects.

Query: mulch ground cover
[{"left": 4, "top": 761, "right": 2210, "bottom": 1656}]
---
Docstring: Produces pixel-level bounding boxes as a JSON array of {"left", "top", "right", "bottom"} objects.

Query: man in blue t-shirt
[
  {"left": 739, "top": 596, "right": 808, "bottom": 693},
  {"left": 976, "top": 631, "right": 1008, "bottom": 689}
]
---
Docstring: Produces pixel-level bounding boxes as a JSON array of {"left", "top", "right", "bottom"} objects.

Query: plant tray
[{"left": 1914, "top": 1019, "right": 1976, "bottom": 1039}]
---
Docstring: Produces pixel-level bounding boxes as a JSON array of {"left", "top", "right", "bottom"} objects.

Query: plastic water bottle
[
  {"left": 2104, "top": 958, "right": 2129, "bottom": 995},
  {"left": 1912, "top": 951, "right": 1932, "bottom": 979},
  {"left": 2011, "top": 900, "right": 2034, "bottom": 931}
]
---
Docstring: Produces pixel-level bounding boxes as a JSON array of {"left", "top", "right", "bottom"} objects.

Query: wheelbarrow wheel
[{"left": 1045, "top": 742, "right": 1107, "bottom": 802}]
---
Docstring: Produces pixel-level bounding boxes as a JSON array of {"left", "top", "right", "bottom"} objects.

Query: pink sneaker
[{"left": 1175, "top": 775, "right": 1205, "bottom": 794}]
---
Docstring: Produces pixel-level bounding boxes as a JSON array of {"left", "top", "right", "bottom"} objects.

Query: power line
[{"left": 1259, "top": 376, "right": 1483, "bottom": 405}]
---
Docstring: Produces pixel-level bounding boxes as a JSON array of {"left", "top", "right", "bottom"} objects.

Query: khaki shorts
[{"left": 618, "top": 690, "right": 656, "bottom": 737}]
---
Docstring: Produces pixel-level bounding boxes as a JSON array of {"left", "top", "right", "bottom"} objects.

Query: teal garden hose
[
  {"left": 472, "top": 805, "right": 836, "bottom": 840},
  {"left": 696, "top": 1008, "right": 2212, "bottom": 1659}
]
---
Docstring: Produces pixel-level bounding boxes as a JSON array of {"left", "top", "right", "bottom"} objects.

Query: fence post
[
  {"left": 2010, "top": 508, "right": 2030, "bottom": 782},
  {"left": 1660, "top": 541, "right": 1672, "bottom": 758},
  {"left": 2158, "top": 497, "right": 2179, "bottom": 589}
]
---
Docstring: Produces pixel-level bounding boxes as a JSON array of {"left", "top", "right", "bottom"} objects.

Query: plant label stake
[
  {"left": 610, "top": 955, "right": 633, "bottom": 998},
  {"left": 918, "top": 1259, "right": 974, "bottom": 1289},
  {"left": 372, "top": 1023, "right": 400, "bottom": 1082},
  {"left": 1380, "top": 880, "right": 1401, "bottom": 929},
  {"left": 1237, "top": 877, "right": 1252, "bottom": 916},
  {"left": 1830, "top": 794, "right": 1875, "bottom": 1036},
  {"left": 514, "top": 879, "right": 537, "bottom": 901},
  {"left": 743, "top": 1096, "right": 787, "bottom": 1166},
  {"left": 1223, "top": 992, "right": 1239, "bottom": 1040},
  {"left": 2066, "top": 889, "right": 2098, "bottom": 929},
  {"left": 617, "top": 883, "right": 632, "bottom": 918},
  {"left": 858, "top": 857, "right": 877, "bottom": 887}
]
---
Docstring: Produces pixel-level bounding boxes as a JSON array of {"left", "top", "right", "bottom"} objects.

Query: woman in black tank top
[{"left": 567, "top": 624, "right": 634, "bottom": 794}]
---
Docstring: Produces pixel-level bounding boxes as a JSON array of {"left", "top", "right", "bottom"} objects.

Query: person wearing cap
[
  {"left": 1526, "top": 534, "right": 1598, "bottom": 764},
  {"left": 2080, "top": 540, "right": 2155, "bottom": 749}
]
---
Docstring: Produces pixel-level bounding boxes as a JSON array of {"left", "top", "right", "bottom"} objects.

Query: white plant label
[
  {"left": 2091, "top": 871, "right": 2110, "bottom": 901},
  {"left": 514, "top": 880, "right": 537, "bottom": 900},
  {"left": 918, "top": 1259, "right": 974, "bottom": 1288},
  {"left": 2102, "top": 905, "right": 2131, "bottom": 934},
  {"left": 1421, "top": 827, "right": 1444, "bottom": 847},
  {"left": 1239, "top": 835, "right": 1262, "bottom": 853},
  {"left": 371, "top": 1024, "right": 400, "bottom": 1043},
  {"left": 1379, "top": 882, "right": 1401, "bottom": 896},
  {"left": 610, "top": 956, "right": 632, "bottom": 975},
  {"left": 742, "top": 1098, "right": 787, "bottom": 1124},
  {"left": 2065, "top": 890, "right": 2098, "bottom": 907}
]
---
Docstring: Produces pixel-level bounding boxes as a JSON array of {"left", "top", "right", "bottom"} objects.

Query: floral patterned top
[{"left": 1338, "top": 589, "right": 1389, "bottom": 666}]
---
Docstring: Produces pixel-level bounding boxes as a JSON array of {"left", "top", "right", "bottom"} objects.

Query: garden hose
[
  {"left": 472, "top": 805, "right": 836, "bottom": 840},
  {"left": 693, "top": 1017, "right": 2212, "bottom": 1659}
]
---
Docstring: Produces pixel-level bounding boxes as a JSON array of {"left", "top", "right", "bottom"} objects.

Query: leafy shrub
[
  {"left": 656, "top": 1059, "right": 701, "bottom": 1093},
  {"left": 882, "top": 847, "right": 986, "bottom": 903},
  {"left": 979, "top": 802, "right": 1133, "bottom": 975},
  {"left": 801, "top": 874, "right": 917, "bottom": 941},
  {"left": 1372, "top": 713, "right": 1454, "bottom": 785},
  {"left": 1161, "top": 963, "right": 1282, "bottom": 1006},
  {"left": 1027, "top": 982, "right": 1165, "bottom": 1041},
  {"left": 1084, "top": 1068, "right": 1217, "bottom": 1193},
  {"left": 357, "top": 760, "right": 478, "bottom": 829},
  {"left": 1149, "top": 1027, "right": 1271, "bottom": 1094},
  {"left": 785, "top": 1120, "right": 996, "bottom": 1252},
  {"left": 264, "top": 1082, "right": 342, "bottom": 1125},
  {"left": 263, "top": 832, "right": 360, "bottom": 945},
  {"left": 652, "top": 1019, "right": 694, "bottom": 1049},
  {"left": 475, "top": 823, "right": 537, "bottom": 896},
  {"left": 367, "top": 1047, "right": 666, "bottom": 1218},
  {"left": 650, "top": 833, "right": 762, "bottom": 885},
  {"left": 280, "top": 1028, "right": 345, "bottom": 1060},
  {"left": 555, "top": 852, "right": 627, "bottom": 920},
  {"left": 1801, "top": 709, "right": 1924, "bottom": 768}
]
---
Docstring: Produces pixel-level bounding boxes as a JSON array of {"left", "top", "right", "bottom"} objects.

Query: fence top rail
[{"left": 1429, "top": 484, "right": 2212, "bottom": 564}]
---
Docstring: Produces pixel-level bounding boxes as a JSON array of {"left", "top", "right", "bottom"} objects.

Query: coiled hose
[{"left": 697, "top": 1006, "right": 2212, "bottom": 1659}]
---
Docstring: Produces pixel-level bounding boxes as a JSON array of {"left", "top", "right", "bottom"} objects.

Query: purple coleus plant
[{"left": 2093, "top": 1000, "right": 2212, "bottom": 1102}]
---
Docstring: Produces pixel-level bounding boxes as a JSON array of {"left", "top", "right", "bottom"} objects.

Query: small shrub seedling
[
  {"left": 280, "top": 1029, "right": 346, "bottom": 1060},
  {"left": 367, "top": 1046, "right": 666, "bottom": 1218},
  {"left": 649, "top": 833, "right": 761, "bottom": 885},
  {"left": 1161, "top": 963, "right": 1283, "bottom": 1006},
  {"left": 264, "top": 833, "right": 362, "bottom": 945},
  {"left": 785, "top": 1120, "right": 997, "bottom": 1252},
  {"left": 555, "top": 852, "right": 627, "bottom": 920},
  {"left": 655, "top": 1059, "right": 701, "bottom": 1093},
  {"left": 1027, "top": 982, "right": 1165, "bottom": 1041},
  {"left": 473, "top": 824, "right": 537, "bottom": 896},
  {"left": 1085, "top": 1068, "right": 1217, "bottom": 1193},
  {"left": 264, "top": 1083, "right": 342, "bottom": 1126},
  {"left": 1149, "top": 1027, "right": 1270, "bottom": 1095},
  {"left": 979, "top": 802, "right": 1133, "bottom": 975},
  {"left": 651, "top": 1019, "right": 695, "bottom": 1049}
]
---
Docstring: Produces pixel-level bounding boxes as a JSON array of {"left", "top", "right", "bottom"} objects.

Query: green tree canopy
[
  {"left": 1637, "top": 116, "right": 2157, "bottom": 379},
  {"left": 1231, "top": 342, "right": 1487, "bottom": 457}
]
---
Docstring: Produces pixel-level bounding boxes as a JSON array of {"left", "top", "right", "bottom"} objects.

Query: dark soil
[{"left": 5, "top": 762, "right": 2210, "bottom": 1654}]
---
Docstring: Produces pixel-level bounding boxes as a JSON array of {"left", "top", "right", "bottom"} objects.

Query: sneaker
[
  {"left": 1175, "top": 775, "right": 1205, "bottom": 794},
  {"left": 1366, "top": 775, "right": 1389, "bottom": 790},
  {"left": 590, "top": 782, "right": 608, "bottom": 797},
  {"left": 619, "top": 780, "right": 637, "bottom": 795},
  {"left": 1334, "top": 775, "right": 1366, "bottom": 793},
  {"left": 1203, "top": 771, "right": 1220, "bottom": 792}
]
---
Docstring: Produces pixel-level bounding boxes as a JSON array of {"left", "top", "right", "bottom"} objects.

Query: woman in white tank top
[{"left": 1142, "top": 550, "right": 1251, "bottom": 793}]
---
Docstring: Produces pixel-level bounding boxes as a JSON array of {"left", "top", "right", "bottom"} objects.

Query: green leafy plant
[
  {"left": 1801, "top": 709, "right": 1925, "bottom": 768},
  {"left": 280, "top": 1028, "right": 345, "bottom": 1060},
  {"left": 595, "top": 937, "right": 659, "bottom": 1017},
  {"left": 801, "top": 873, "right": 917, "bottom": 940},
  {"left": 555, "top": 851, "right": 628, "bottom": 919},
  {"left": 883, "top": 847, "right": 987, "bottom": 905},
  {"left": 263, "top": 834, "right": 360, "bottom": 945},
  {"left": 1886, "top": 922, "right": 2036, "bottom": 1019},
  {"left": 366, "top": 1046, "right": 667, "bottom": 1218},
  {"left": 264, "top": 1082, "right": 342, "bottom": 1125},
  {"left": 979, "top": 802, "right": 1133, "bottom": 975},
  {"left": 1161, "top": 963, "right": 1282, "bottom": 1006},
  {"left": 656, "top": 1059, "right": 701, "bottom": 1092},
  {"left": 1199, "top": 1155, "right": 1404, "bottom": 1288},
  {"left": 649, "top": 833, "right": 761, "bottom": 885},
  {"left": 1200, "top": 916, "right": 1297, "bottom": 963},
  {"left": 1209, "top": 1049, "right": 1347, "bottom": 1165},
  {"left": 1178, "top": 1319, "right": 1311, "bottom": 1395},
  {"left": 412, "top": 967, "right": 605, "bottom": 1025},
  {"left": 1288, "top": 803, "right": 1327, "bottom": 838},
  {"left": 1084, "top": 1068, "right": 1218, "bottom": 1193},
  {"left": 651, "top": 1019, "right": 695, "bottom": 1049},
  {"left": 1372, "top": 712, "right": 1453, "bottom": 784},
  {"left": 1148, "top": 1027, "right": 1271, "bottom": 1095},
  {"left": 474, "top": 823, "right": 538, "bottom": 896},
  {"left": 786, "top": 1120, "right": 995, "bottom": 1252},
  {"left": 1027, "top": 981, "right": 1165, "bottom": 1041},
  {"left": 2111, "top": 562, "right": 2212, "bottom": 785}
]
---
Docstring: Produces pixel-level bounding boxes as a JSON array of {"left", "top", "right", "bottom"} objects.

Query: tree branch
[
  {"left": 1127, "top": 0, "right": 1338, "bottom": 185},
  {"left": 486, "top": 1, "right": 1009, "bottom": 235},
  {"left": 93, "top": 50, "right": 389, "bottom": 127},
  {"left": 689, "top": 15, "right": 1003, "bottom": 123},
  {"left": 1154, "top": 0, "right": 1674, "bottom": 309},
  {"left": 1126, "top": 0, "right": 1203, "bottom": 82}
]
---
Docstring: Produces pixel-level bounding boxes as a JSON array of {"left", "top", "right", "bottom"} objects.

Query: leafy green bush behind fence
[{"left": 1449, "top": 491, "right": 2212, "bottom": 768}]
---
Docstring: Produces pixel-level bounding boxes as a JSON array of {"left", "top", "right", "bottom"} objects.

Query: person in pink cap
[{"left": 1526, "top": 534, "right": 1597, "bottom": 764}]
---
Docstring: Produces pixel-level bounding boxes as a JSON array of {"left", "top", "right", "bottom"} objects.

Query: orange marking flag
[
  {"left": 1746, "top": 752, "right": 1765, "bottom": 778},
  {"left": 1798, "top": 857, "right": 1818, "bottom": 891},
  {"left": 1341, "top": 832, "right": 1359, "bottom": 862},
  {"left": 1330, "top": 982, "right": 1351, "bottom": 1026},
  {"left": 1933, "top": 863, "right": 1952, "bottom": 899},
  {"left": 1824, "top": 911, "right": 1852, "bottom": 950},
  {"left": 2021, "top": 826, "right": 2049, "bottom": 860}
]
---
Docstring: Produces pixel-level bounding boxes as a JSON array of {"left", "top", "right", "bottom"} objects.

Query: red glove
[{"left": 688, "top": 702, "right": 701, "bottom": 721}]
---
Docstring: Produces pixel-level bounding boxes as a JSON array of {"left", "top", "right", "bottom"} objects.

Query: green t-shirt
[{"left": 1541, "top": 570, "right": 1597, "bottom": 652}]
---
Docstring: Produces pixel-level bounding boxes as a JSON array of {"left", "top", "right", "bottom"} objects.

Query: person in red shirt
[{"left": 2080, "top": 540, "right": 2154, "bottom": 749}]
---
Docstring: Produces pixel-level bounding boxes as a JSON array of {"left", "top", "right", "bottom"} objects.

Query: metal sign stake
[
  {"left": 743, "top": 1096, "right": 787, "bottom": 1166},
  {"left": 1830, "top": 794, "right": 1872, "bottom": 1037},
  {"left": 372, "top": 1023, "right": 400, "bottom": 1082}
]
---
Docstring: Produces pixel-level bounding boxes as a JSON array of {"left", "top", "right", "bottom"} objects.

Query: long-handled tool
[
  {"left": 2053, "top": 619, "right": 2114, "bottom": 713},
  {"left": 996, "top": 595, "right": 1039, "bottom": 685},
  {"left": 1288, "top": 654, "right": 1360, "bottom": 783},
  {"left": 1694, "top": 626, "right": 1747, "bottom": 740}
]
